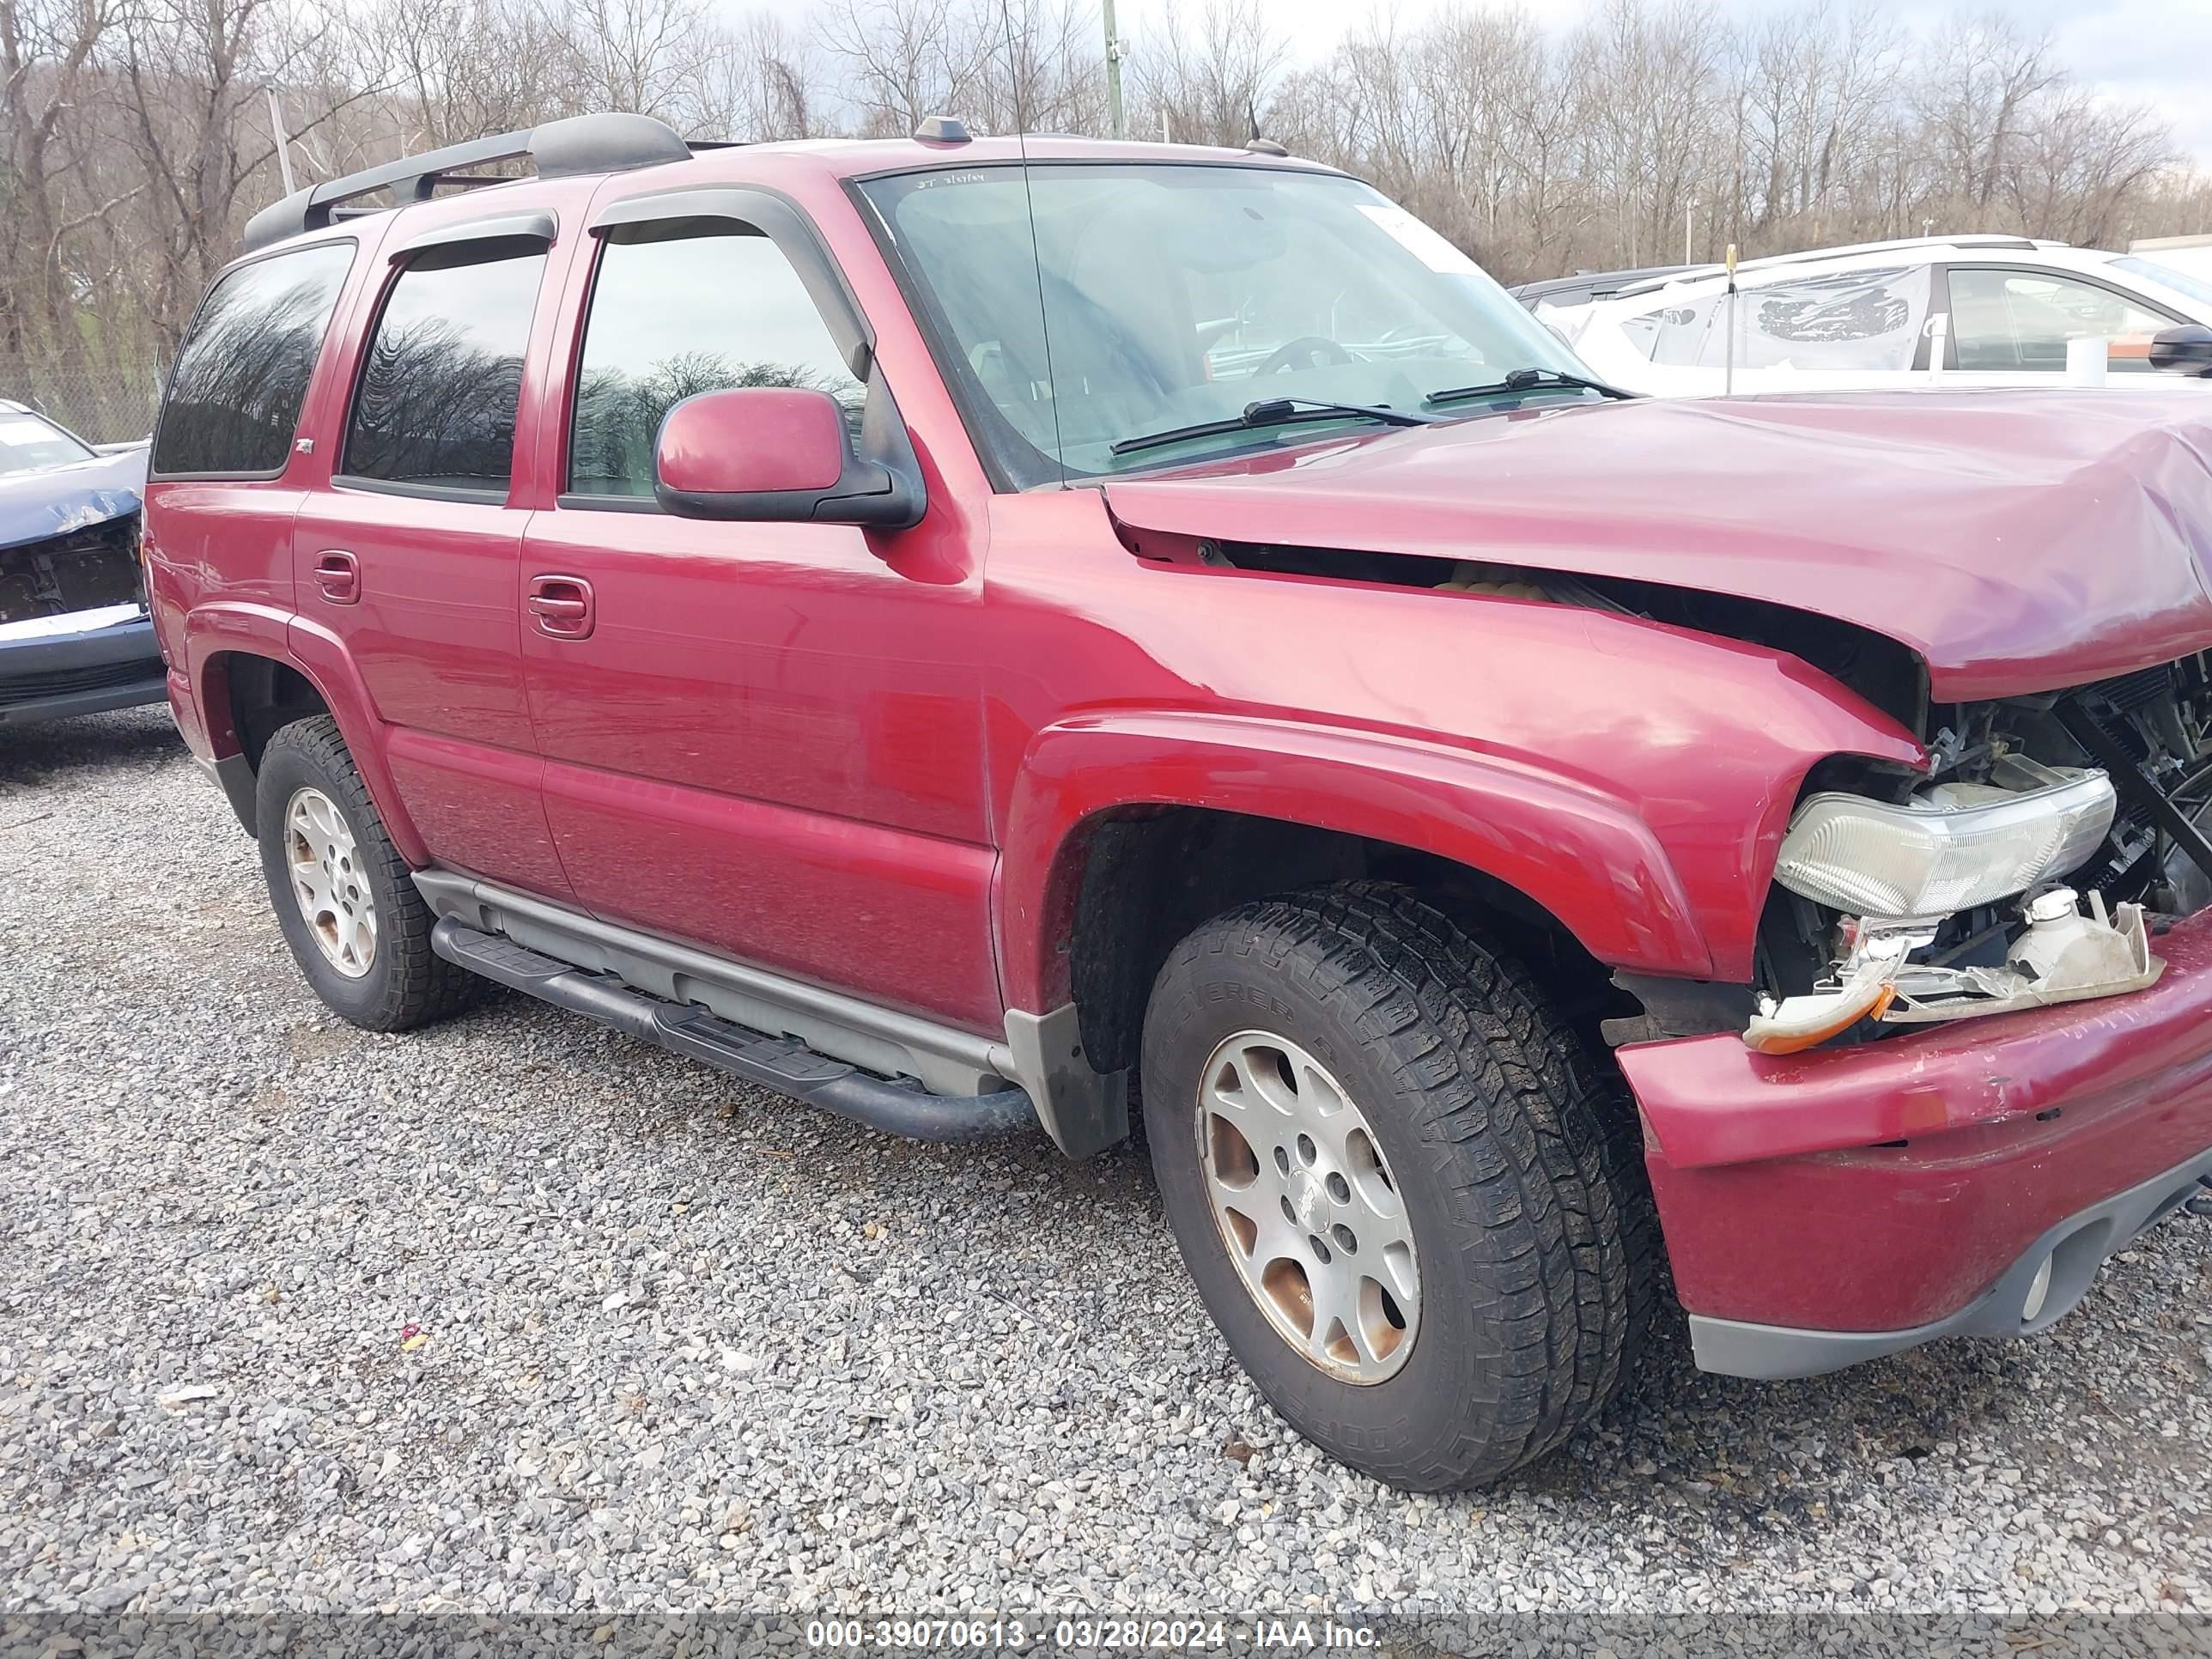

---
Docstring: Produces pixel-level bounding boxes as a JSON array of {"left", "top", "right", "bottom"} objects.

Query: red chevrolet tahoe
[{"left": 144, "top": 112, "right": 2212, "bottom": 1492}]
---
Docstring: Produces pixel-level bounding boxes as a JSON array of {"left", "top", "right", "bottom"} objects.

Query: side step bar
[{"left": 431, "top": 920, "right": 1037, "bottom": 1142}]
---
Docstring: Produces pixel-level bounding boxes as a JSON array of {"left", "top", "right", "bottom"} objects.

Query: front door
[
  {"left": 291, "top": 230, "right": 572, "bottom": 901},
  {"left": 1941, "top": 264, "right": 2186, "bottom": 386},
  {"left": 520, "top": 210, "right": 999, "bottom": 1030}
]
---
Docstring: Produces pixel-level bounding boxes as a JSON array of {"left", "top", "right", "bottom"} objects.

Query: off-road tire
[
  {"left": 255, "top": 715, "right": 482, "bottom": 1032},
  {"left": 1142, "top": 881, "right": 1659, "bottom": 1490}
]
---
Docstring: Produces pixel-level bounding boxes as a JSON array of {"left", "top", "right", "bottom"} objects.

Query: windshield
[
  {"left": 2116, "top": 255, "right": 2212, "bottom": 313},
  {"left": 0, "top": 408, "right": 94, "bottom": 477},
  {"left": 858, "top": 162, "right": 1586, "bottom": 485}
]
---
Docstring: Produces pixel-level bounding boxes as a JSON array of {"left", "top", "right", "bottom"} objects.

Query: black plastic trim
[
  {"left": 588, "top": 185, "right": 875, "bottom": 379},
  {"left": 393, "top": 210, "right": 556, "bottom": 258},
  {"left": 432, "top": 920, "right": 1036, "bottom": 1141},
  {"left": 553, "top": 492, "right": 662, "bottom": 514},
  {"left": 243, "top": 112, "right": 687, "bottom": 252},
  {"left": 0, "top": 672, "right": 166, "bottom": 725},
  {"left": 329, "top": 476, "right": 509, "bottom": 505},
  {"left": 1691, "top": 1139, "right": 2212, "bottom": 1378},
  {"left": 199, "top": 751, "right": 259, "bottom": 836}
]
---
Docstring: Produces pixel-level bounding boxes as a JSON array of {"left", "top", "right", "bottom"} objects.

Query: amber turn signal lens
[{"left": 1744, "top": 984, "right": 1896, "bottom": 1057}]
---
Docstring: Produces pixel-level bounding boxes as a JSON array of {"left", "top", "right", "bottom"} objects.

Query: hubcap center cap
[{"left": 1286, "top": 1168, "right": 1328, "bottom": 1233}]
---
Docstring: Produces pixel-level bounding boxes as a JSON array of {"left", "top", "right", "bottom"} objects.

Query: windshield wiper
[
  {"left": 1425, "top": 368, "right": 1636, "bottom": 406},
  {"left": 1110, "top": 396, "right": 1437, "bottom": 458}
]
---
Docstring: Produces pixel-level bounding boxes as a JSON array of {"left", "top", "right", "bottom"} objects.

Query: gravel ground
[{"left": 3, "top": 707, "right": 2212, "bottom": 1628}]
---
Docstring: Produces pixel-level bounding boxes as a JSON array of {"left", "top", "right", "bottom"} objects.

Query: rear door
[
  {"left": 289, "top": 219, "right": 574, "bottom": 900},
  {"left": 517, "top": 191, "right": 1000, "bottom": 1030}
]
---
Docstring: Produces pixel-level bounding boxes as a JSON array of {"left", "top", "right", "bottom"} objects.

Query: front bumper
[
  {"left": 0, "top": 614, "right": 165, "bottom": 725},
  {"left": 1618, "top": 904, "right": 2212, "bottom": 1375}
]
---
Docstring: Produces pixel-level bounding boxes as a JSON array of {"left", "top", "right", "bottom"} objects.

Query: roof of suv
[{"left": 241, "top": 112, "right": 1336, "bottom": 253}]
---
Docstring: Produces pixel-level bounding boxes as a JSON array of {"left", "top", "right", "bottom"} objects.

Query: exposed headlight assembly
[{"left": 1773, "top": 770, "right": 2116, "bottom": 920}]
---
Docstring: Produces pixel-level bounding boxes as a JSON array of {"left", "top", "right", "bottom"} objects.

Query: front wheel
[{"left": 1141, "top": 882, "right": 1657, "bottom": 1491}]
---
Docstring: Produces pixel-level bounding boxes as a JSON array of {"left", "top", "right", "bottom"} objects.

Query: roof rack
[{"left": 241, "top": 112, "right": 691, "bottom": 253}]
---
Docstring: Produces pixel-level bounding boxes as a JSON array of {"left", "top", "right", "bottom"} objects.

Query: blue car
[{"left": 0, "top": 399, "right": 164, "bottom": 726}]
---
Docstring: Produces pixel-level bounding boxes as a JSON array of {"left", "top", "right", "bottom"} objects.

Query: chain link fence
[{"left": 0, "top": 359, "right": 167, "bottom": 447}]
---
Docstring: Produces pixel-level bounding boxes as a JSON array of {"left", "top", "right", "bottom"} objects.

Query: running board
[{"left": 431, "top": 920, "right": 1037, "bottom": 1142}]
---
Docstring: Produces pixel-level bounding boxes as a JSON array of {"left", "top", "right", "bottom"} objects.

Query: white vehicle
[
  {"left": 2132, "top": 234, "right": 2212, "bottom": 291},
  {"left": 1534, "top": 234, "right": 2212, "bottom": 397}
]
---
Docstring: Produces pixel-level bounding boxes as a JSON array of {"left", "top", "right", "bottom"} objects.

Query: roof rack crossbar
[{"left": 241, "top": 112, "right": 690, "bottom": 253}]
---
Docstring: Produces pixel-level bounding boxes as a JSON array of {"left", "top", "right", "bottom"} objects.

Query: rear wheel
[
  {"left": 1141, "top": 881, "right": 1657, "bottom": 1490},
  {"left": 255, "top": 715, "right": 481, "bottom": 1031}
]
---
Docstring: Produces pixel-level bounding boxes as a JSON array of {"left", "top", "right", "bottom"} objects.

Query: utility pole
[
  {"left": 265, "top": 85, "right": 297, "bottom": 197},
  {"left": 1723, "top": 243, "right": 1739, "bottom": 397},
  {"left": 1103, "top": 0, "right": 1126, "bottom": 140},
  {"left": 1685, "top": 198, "right": 1697, "bottom": 264}
]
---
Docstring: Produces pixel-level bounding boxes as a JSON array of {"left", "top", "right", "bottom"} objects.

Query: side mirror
[
  {"left": 653, "top": 386, "right": 924, "bottom": 528},
  {"left": 2148, "top": 325, "right": 2212, "bottom": 377}
]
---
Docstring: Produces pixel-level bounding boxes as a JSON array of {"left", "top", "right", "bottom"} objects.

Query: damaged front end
[{"left": 1747, "top": 656, "right": 2212, "bottom": 1054}]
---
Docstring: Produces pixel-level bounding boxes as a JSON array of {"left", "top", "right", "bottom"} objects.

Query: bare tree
[
  {"left": 696, "top": 12, "right": 823, "bottom": 141},
  {"left": 821, "top": 0, "right": 982, "bottom": 137},
  {"left": 1911, "top": 10, "right": 2060, "bottom": 214},
  {"left": 1, "top": 0, "right": 126, "bottom": 358},
  {"left": 6, "top": 0, "right": 2210, "bottom": 424},
  {"left": 1129, "top": 0, "right": 1285, "bottom": 148}
]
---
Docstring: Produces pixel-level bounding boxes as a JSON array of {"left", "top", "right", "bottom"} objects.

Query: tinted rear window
[
  {"left": 343, "top": 241, "right": 547, "bottom": 494},
  {"left": 152, "top": 241, "right": 355, "bottom": 476}
]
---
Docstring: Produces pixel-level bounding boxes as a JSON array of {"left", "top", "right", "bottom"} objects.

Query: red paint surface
[
  {"left": 145, "top": 137, "right": 2212, "bottom": 1340},
  {"left": 1625, "top": 907, "right": 2212, "bottom": 1328},
  {"left": 656, "top": 389, "right": 847, "bottom": 495},
  {"left": 1108, "top": 389, "right": 2212, "bottom": 703}
]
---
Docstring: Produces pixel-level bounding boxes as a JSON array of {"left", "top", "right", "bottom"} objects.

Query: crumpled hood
[
  {"left": 1102, "top": 390, "right": 2212, "bottom": 702},
  {"left": 0, "top": 446, "right": 145, "bottom": 554}
]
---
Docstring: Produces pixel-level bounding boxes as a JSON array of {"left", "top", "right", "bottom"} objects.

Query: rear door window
[
  {"left": 342, "top": 241, "right": 549, "bottom": 494},
  {"left": 1947, "top": 268, "right": 2179, "bottom": 373},
  {"left": 1622, "top": 266, "right": 1932, "bottom": 372},
  {"left": 151, "top": 240, "right": 355, "bottom": 477}
]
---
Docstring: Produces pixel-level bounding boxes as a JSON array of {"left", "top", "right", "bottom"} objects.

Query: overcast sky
[{"left": 1082, "top": 0, "right": 2212, "bottom": 164}]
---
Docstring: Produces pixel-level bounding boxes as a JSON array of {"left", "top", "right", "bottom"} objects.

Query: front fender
[{"left": 998, "top": 709, "right": 1715, "bottom": 1012}]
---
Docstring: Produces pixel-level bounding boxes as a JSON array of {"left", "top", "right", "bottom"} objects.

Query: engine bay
[{"left": 1743, "top": 653, "right": 2212, "bottom": 1048}]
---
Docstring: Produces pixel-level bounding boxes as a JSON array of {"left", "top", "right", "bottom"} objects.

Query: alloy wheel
[
  {"left": 1196, "top": 1030, "right": 1419, "bottom": 1383},
  {"left": 283, "top": 785, "right": 377, "bottom": 979}
]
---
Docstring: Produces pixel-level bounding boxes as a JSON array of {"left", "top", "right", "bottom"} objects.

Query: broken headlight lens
[{"left": 1773, "top": 770, "right": 2116, "bottom": 920}]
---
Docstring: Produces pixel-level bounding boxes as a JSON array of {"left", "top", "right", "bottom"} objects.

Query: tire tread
[
  {"left": 1146, "top": 880, "right": 1659, "bottom": 1489},
  {"left": 258, "top": 715, "right": 481, "bottom": 1032}
]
